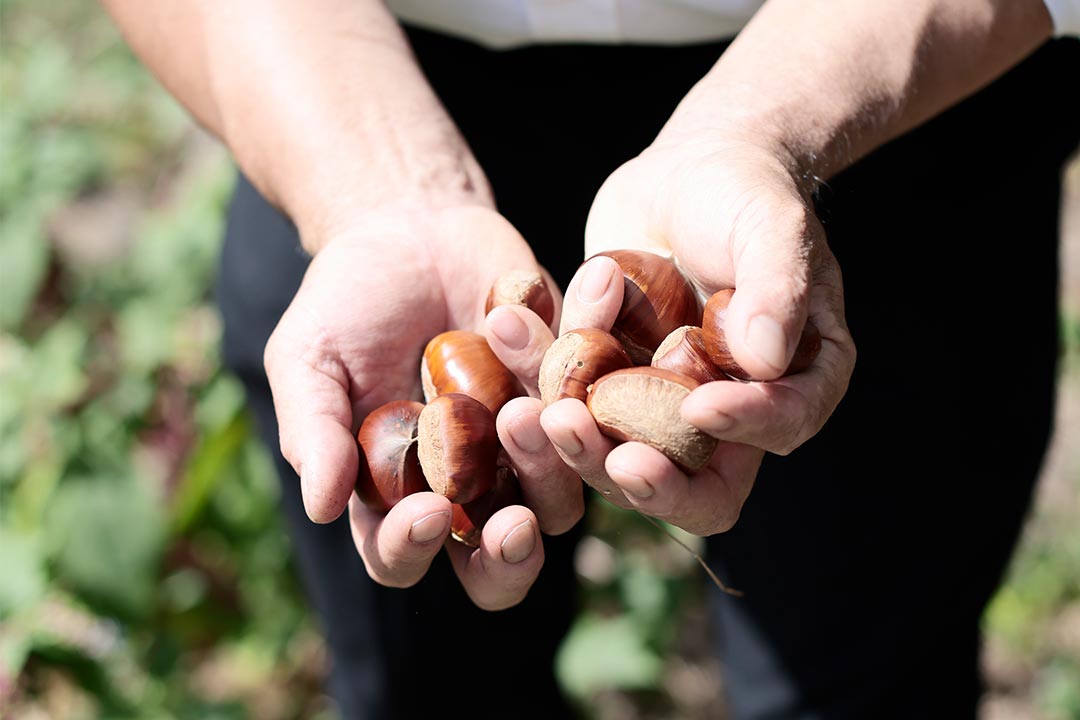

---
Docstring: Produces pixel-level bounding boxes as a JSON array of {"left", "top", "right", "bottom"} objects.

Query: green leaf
[
  {"left": 555, "top": 614, "right": 665, "bottom": 700},
  {"left": 170, "top": 410, "right": 250, "bottom": 535},
  {"left": 0, "top": 527, "right": 47, "bottom": 617},
  {"left": 46, "top": 475, "right": 166, "bottom": 618},
  {"left": 0, "top": 202, "right": 50, "bottom": 331},
  {"left": 28, "top": 316, "right": 91, "bottom": 410}
]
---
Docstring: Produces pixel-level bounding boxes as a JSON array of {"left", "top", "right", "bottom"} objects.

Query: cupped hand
[
  {"left": 264, "top": 205, "right": 583, "bottom": 609},
  {"left": 542, "top": 134, "right": 856, "bottom": 536}
]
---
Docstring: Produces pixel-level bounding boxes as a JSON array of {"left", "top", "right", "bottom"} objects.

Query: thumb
[
  {"left": 724, "top": 210, "right": 819, "bottom": 380},
  {"left": 264, "top": 329, "right": 359, "bottom": 524}
]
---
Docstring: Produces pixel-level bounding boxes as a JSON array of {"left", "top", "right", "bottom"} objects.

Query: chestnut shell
[
  {"left": 355, "top": 400, "right": 428, "bottom": 513},
  {"left": 596, "top": 249, "right": 701, "bottom": 365}
]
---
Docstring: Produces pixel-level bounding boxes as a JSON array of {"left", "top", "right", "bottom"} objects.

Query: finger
[
  {"left": 558, "top": 255, "right": 624, "bottom": 335},
  {"left": 484, "top": 304, "right": 556, "bottom": 398},
  {"left": 681, "top": 329, "right": 854, "bottom": 455},
  {"left": 605, "top": 441, "right": 763, "bottom": 536},
  {"left": 444, "top": 505, "right": 544, "bottom": 611},
  {"left": 539, "top": 265, "right": 565, "bottom": 335},
  {"left": 497, "top": 396, "right": 584, "bottom": 535},
  {"left": 539, "top": 398, "right": 634, "bottom": 509},
  {"left": 348, "top": 492, "right": 453, "bottom": 588},
  {"left": 724, "top": 205, "right": 820, "bottom": 380},
  {"left": 265, "top": 327, "right": 358, "bottom": 524}
]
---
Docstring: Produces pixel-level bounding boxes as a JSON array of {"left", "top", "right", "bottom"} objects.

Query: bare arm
[
  {"left": 665, "top": 0, "right": 1054, "bottom": 181},
  {"left": 102, "top": 0, "right": 586, "bottom": 608},
  {"left": 101, "top": 0, "right": 491, "bottom": 251},
  {"left": 548, "top": 0, "right": 1056, "bottom": 535}
]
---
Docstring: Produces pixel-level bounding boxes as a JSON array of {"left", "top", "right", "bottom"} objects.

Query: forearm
[
  {"left": 662, "top": 0, "right": 1053, "bottom": 183},
  {"left": 102, "top": 0, "right": 490, "bottom": 251}
]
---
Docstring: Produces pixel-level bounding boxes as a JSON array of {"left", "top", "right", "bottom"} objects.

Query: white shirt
[{"left": 387, "top": 0, "right": 1080, "bottom": 48}]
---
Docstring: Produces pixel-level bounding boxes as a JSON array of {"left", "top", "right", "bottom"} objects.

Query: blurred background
[{"left": 1, "top": 2, "right": 1078, "bottom": 718}]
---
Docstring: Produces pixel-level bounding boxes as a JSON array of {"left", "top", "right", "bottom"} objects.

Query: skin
[
  {"left": 544, "top": 0, "right": 1053, "bottom": 534},
  {"left": 101, "top": 0, "right": 1054, "bottom": 604}
]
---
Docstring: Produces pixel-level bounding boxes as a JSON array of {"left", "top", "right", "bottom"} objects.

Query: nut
[
  {"left": 420, "top": 330, "right": 524, "bottom": 416},
  {"left": 485, "top": 269, "right": 556, "bottom": 327},
  {"left": 355, "top": 400, "right": 428, "bottom": 513},
  {"left": 538, "top": 327, "right": 633, "bottom": 405},
  {"left": 651, "top": 326, "right": 728, "bottom": 385},
  {"left": 450, "top": 450, "right": 522, "bottom": 547},
  {"left": 586, "top": 367, "right": 718, "bottom": 471},
  {"left": 701, "top": 289, "right": 822, "bottom": 379},
  {"left": 595, "top": 249, "right": 701, "bottom": 365},
  {"left": 417, "top": 393, "right": 499, "bottom": 504}
]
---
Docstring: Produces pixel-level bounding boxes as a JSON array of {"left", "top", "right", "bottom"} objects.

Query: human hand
[
  {"left": 264, "top": 205, "right": 583, "bottom": 609},
  {"left": 541, "top": 133, "right": 856, "bottom": 536}
]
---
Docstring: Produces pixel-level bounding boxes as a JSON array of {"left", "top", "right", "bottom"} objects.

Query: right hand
[
  {"left": 264, "top": 204, "right": 583, "bottom": 609},
  {"left": 542, "top": 133, "right": 857, "bottom": 536}
]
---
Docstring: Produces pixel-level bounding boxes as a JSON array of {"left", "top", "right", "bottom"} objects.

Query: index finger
[{"left": 558, "top": 255, "right": 624, "bottom": 335}]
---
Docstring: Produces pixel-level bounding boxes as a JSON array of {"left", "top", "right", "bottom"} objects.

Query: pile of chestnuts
[
  {"left": 354, "top": 251, "right": 821, "bottom": 542},
  {"left": 354, "top": 271, "right": 552, "bottom": 546},
  {"left": 538, "top": 249, "right": 820, "bottom": 472}
]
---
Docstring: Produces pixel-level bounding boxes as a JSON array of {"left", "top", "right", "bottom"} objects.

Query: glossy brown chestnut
[
  {"left": 485, "top": 269, "right": 556, "bottom": 327},
  {"left": 586, "top": 367, "right": 718, "bottom": 472},
  {"left": 701, "top": 289, "right": 822, "bottom": 380},
  {"left": 355, "top": 400, "right": 428, "bottom": 513},
  {"left": 595, "top": 249, "right": 701, "bottom": 365},
  {"left": 420, "top": 330, "right": 524, "bottom": 416},
  {"left": 651, "top": 326, "right": 729, "bottom": 385},
  {"left": 450, "top": 451, "right": 523, "bottom": 547},
  {"left": 538, "top": 328, "right": 633, "bottom": 406},
  {"left": 417, "top": 393, "right": 499, "bottom": 504}
]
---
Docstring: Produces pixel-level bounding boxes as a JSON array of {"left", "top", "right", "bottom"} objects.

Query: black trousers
[{"left": 217, "top": 28, "right": 1080, "bottom": 720}]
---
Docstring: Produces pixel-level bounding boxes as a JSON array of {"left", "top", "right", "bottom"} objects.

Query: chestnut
[
  {"left": 485, "top": 269, "right": 556, "bottom": 327},
  {"left": 421, "top": 330, "right": 524, "bottom": 416},
  {"left": 701, "top": 289, "right": 822, "bottom": 380},
  {"left": 355, "top": 400, "right": 429, "bottom": 513},
  {"left": 586, "top": 367, "right": 718, "bottom": 472},
  {"left": 651, "top": 326, "right": 728, "bottom": 385},
  {"left": 538, "top": 327, "right": 633, "bottom": 406},
  {"left": 450, "top": 450, "right": 523, "bottom": 547},
  {"left": 595, "top": 249, "right": 701, "bottom": 365},
  {"left": 417, "top": 393, "right": 499, "bottom": 504}
]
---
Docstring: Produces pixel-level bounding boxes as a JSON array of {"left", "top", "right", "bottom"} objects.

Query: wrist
[
  {"left": 652, "top": 105, "right": 819, "bottom": 205},
  {"left": 198, "top": 2, "right": 494, "bottom": 254},
  {"left": 285, "top": 149, "right": 494, "bottom": 255}
]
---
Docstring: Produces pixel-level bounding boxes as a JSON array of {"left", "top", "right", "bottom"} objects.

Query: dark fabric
[
  {"left": 705, "top": 38, "right": 1080, "bottom": 720},
  {"left": 215, "top": 23, "right": 1080, "bottom": 720}
]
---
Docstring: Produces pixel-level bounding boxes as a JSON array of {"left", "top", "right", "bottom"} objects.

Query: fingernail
[
  {"left": 500, "top": 520, "right": 536, "bottom": 564},
  {"left": 746, "top": 315, "right": 788, "bottom": 373},
  {"left": 577, "top": 258, "right": 614, "bottom": 304},
  {"left": 696, "top": 408, "right": 736, "bottom": 433},
  {"left": 508, "top": 413, "right": 547, "bottom": 454},
  {"left": 489, "top": 307, "right": 530, "bottom": 350},
  {"left": 557, "top": 428, "right": 585, "bottom": 456},
  {"left": 409, "top": 510, "right": 450, "bottom": 544},
  {"left": 612, "top": 470, "right": 654, "bottom": 500}
]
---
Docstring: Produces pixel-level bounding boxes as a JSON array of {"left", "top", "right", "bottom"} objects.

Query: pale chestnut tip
[
  {"left": 485, "top": 269, "right": 556, "bottom": 327},
  {"left": 586, "top": 366, "right": 718, "bottom": 472},
  {"left": 651, "top": 326, "right": 729, "bottom": 385},
  {"left": 538, "top": 327, "right": 632, "bottom": 406}
]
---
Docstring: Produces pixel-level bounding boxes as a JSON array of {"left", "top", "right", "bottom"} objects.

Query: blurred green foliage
[
  {"left": 1, "top": 2, "right": 1078, "bottom": 719},
  {"left": 1, "top": 2, "right": 326, "bottom": 718}
]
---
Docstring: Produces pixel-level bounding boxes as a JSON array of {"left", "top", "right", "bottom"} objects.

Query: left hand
[{"left": 541, "top": 131, "right": 857, "bottom": 536}]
